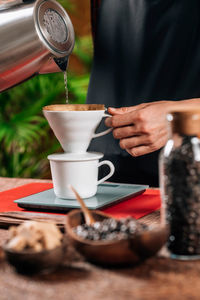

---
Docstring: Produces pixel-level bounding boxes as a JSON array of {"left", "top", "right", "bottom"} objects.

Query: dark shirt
[
  {"left": 90, "top": 0, "right": 101, "bottom": 41},
  {"left": 88, "top": 0, "right": 200, "bottom": 186}
]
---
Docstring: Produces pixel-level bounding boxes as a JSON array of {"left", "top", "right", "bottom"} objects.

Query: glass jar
[{"left": 159, "top": 108, "right": 200, "bottom": 260}]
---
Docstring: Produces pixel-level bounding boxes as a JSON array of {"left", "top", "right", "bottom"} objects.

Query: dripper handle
[{"left": 92, "top": 113, "right": 112, "bottom": 138}]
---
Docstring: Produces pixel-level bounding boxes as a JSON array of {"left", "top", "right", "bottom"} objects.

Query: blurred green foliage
[{"left": 0, "top": 1, "right": 93, "bottom": 178}]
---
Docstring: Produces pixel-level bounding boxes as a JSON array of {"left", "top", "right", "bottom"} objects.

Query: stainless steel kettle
[{"left": 0, "top": 0, "right": 75, "bottom": 92}]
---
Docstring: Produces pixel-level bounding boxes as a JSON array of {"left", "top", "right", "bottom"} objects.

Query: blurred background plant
[{"left": 0, "top": 0, "right": 93, "bottom": 178}]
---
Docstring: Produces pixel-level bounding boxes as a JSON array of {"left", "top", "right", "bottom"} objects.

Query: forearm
[{"left": 168, "top": 98, "right": 200, "bottom": 110}]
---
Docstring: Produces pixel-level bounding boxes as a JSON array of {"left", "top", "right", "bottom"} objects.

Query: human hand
[{"left": 105, "top": 101, "right": 174, "bottom": 157}]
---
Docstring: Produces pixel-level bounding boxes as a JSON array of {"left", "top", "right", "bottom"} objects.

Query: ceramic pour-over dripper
[{"left": 43, "top": 104, "right": 112, "bottom": 153}]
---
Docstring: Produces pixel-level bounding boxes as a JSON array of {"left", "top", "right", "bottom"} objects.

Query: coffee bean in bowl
[
  {"left": 66, "top": 209, "right": 168, "bottom": 267},
  {"left": 3, "top": 221, "right": 66, "bottom": 274},
  {"left": 73, "top": 217, "right": 148, "bottom": 241}
]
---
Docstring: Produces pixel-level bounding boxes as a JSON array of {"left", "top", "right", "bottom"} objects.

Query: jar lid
[{"left": 167, "top": 105, "right": 200, "bottom": 136}]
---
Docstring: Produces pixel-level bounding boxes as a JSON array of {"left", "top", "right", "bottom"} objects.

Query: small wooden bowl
[
  {"left": 3, "top": 239, "right": 67, "bottom": 274},
  {"left": 66, "top": 210, "right": 168, "bottom": 267}
]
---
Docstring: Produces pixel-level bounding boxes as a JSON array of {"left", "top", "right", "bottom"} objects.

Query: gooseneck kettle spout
[{"left": 0, "top": 0, "right": 75, "bottom": 92}]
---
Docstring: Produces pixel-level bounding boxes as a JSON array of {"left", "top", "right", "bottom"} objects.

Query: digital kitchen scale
[{"left": 15, "top": 182, "right": 148, "bottom": 212}]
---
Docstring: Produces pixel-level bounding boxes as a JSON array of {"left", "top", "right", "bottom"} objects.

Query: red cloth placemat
[{"left": 0, "top": 183, "right": 161, "bottom": 219}]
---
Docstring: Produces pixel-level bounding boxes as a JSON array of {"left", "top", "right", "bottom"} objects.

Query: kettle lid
[{"left": 35, "top": 0, "right": 75, "bottom": 57}]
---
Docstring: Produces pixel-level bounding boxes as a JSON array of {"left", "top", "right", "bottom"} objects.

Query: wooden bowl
[
  {"left": 66, "top": 209, "right": 169, "bottom": 267},
  {"left": 3, "top": 238, "right": 67, "bottom": 274}
]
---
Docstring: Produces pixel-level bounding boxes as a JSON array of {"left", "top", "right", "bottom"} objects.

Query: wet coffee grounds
[
  {"left": 73, "top": 217, "right": 148, "bottom": 241},
  {"left": 164, "top": 137, "right": 200, "bottom": 256}
]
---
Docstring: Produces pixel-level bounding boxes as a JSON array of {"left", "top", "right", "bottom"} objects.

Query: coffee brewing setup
[
  {"left": 0, "top": 0, "right": 115, "bottom": 200},
  {"left": 0, "top": 0, "right": 147, "bottom": 204},
  {"left": 43, "top": 104, "right": 115, "bottom": 199},
  {"left": 0, "top": 0, "right": 75, "bottom": 91}
]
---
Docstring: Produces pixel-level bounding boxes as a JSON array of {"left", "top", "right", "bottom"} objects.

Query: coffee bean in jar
[{"left": 159, "top": 107, "right": 200, "bottom": 259}]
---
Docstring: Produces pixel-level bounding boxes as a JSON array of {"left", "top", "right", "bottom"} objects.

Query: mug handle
[
  {"left": 97, "top": 160, "right": 115, "bottom": 185},
  {"left": 92, "top": 113, "right": 112, "bottom": 138}
]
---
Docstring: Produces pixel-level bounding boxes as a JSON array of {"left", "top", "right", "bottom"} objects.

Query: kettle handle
[{"left": 0, "top": 0, "right": 34, "bottom": 10}]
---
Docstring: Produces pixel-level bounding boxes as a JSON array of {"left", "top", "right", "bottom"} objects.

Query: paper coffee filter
[{"left": 43, "top": 104, "right": 105, "bottom": 111}]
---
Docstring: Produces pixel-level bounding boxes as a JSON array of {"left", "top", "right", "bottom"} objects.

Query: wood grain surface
[{"left": 0, "top": 177, "right": 199, "bottom": 300}]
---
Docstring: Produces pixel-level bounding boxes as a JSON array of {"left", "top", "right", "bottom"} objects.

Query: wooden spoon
[{"left": 68, "top": 185, "right": 95, "bottom": 225}]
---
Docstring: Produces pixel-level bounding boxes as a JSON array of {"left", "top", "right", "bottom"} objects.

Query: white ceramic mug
[
  {"left": 43, "top": 104, "right": 112, "bottom": 153},
  {"left": 48, "top": 152, "right": 115, "bottom": 199}
]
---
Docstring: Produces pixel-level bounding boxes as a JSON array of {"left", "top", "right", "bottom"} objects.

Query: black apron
[{"left": 87, "top": 0, "right": 200, "bottom": 186}]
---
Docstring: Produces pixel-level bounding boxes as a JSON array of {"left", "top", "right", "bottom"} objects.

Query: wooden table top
[{"left": 0, "top": 177, "right": 199, "bottom": 300}]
